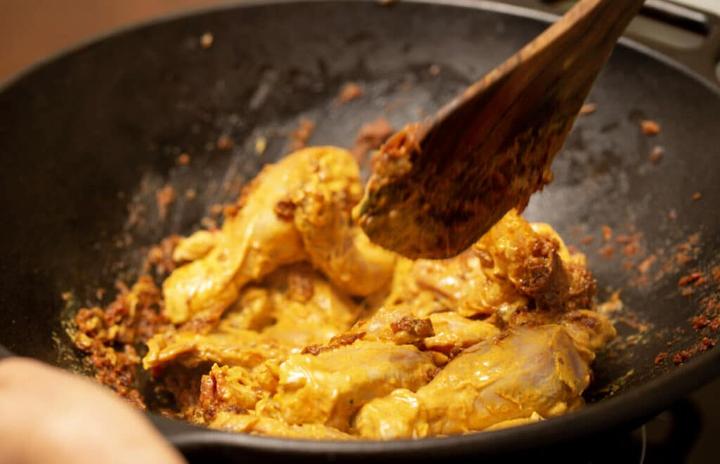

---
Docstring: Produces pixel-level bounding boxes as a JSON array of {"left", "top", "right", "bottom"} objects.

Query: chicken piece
[
  {"left": 561, "top": 309, "right": 617, "bottom": 353},
  {"left": 352, "top": 302, "right": 431, "bottom": 346},
  {"left": 292, "top": 148, "right": 396, "bottom": 296},
  {"left": 162, "top": 150, "right": 311, "bottom": 325},
  {"left": 143, "top": 330, "right": 287, "bottom": 370},
  {"left": 420, "top": 325, "right": 592, "bottom": 435},
  {"left": 260, "top": 265, "right": 363, "bottom": 347},
  {"left": 145, "top": 265, "right": 361, "bottom": 370},
  {"left": 355, "top": 325, "right": 601, "bottom": 439},
  {"left": 352, "top": 304, "right": 499, "bottom": 356},
  {"left": 483, "top": 412, "right": 544, "bottom": 431},
  {"left": 163, "top": 146, "right": 395, "bottom": 326},
  {"left": 395, "top": 251, "right": 527, "bottom": 319},
  {"left": 474, "top": 209, "right": 595, "bottom": 313},
  {"left": 210, "top": 412, "right": 354, "bottom": 440},
  {"left": 423, "top": 312, "right": 500, "bottom": 354},
  {"left": 196, "top": 363, "right": 279, "bottom": 421},
  {"left": 352, "top": 388, "right": 427, "bottom": 439},
  {"left": 172, "top": 230, "right": 218, "bottom": 263},
  {"left": 217, "top": 287, "right": 276, "bottom": 333},
  {"left": 217, "top": 264, "right": 361, "bottom": 348},
  {"left": 269, "top": 341, "right": 436, "bottom": 431},
  {"left": 362, "top": 209, "right": 591, "bottom": 330}
]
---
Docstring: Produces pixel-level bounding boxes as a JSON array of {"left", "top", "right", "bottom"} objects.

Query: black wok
[{"left": 1, "top": 0, "right": 720, "bottom": 462}]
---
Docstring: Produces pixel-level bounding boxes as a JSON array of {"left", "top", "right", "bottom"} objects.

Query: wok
[{"left": 1, "top": 0, "right": 720, "bottom": 462}]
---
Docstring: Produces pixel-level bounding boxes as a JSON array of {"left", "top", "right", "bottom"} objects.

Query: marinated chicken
[{"left": 73, "top": 146, "right": 615, "bottom": 440}]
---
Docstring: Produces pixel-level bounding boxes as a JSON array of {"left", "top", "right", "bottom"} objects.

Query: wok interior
[{"left": 1, "top": 0, "right": 719, "bottom": 419}]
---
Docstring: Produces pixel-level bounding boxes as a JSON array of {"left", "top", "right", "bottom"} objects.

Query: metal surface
[
  {"left": 508, "top": 0, "right": 720, "bottom": 86},
  {"left": 1, "top": 0, "right": 720, "bottom": 461}
]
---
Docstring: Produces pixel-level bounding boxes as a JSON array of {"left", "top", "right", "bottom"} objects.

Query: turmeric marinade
[{"left": 73, "top": 146, "right": 615, "bottom": 440}]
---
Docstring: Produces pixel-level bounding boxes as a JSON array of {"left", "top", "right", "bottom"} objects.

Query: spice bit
[
  {"left": 200, "top": 32, "right": 214, "bottom": 49},
  {"left": 640, "top": 119, "right": 661, "bottom": 136},
  {"left": 351, "top": 117, "right": 394, "bottom": 162},
  {"left": 290, "top": 118, "right": 316, "bottom": 151},
  {"left": 691, "top": 192, "right": 702, "bottom": 201},
  {"left": 429, "top": 64, "right": 441, "bottom": 76},
  {"left": 216, "top": 134, "right": 234, "bottom": 151},
  {"left": 177, "top": 153, "right": 191, "bottom": 166},
  {"left": 579, "top": 103, "right": 597, "bottom": 115},
  {"left": 156, "top": 185, "right": 176, "bottom": 220},
  {"left": 654, "top": 352, "right": 668, "bottom": 365},
  {"left": 601, "top": 225, "right": 613, "bottom": 242},
  {"left": 337, "top": 82, "right": 364, "bottom": 104},
  {"left": 678, "top": 272, "right": 703, "bottom": 287},
  {"left": 648, "top": 146, "right": 664, "bottom": 164},
  {"left": 598, "top": 244, "right": 614, "bottom": 258}
]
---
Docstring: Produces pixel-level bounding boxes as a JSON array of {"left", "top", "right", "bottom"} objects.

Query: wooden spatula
[{"left": 356, "top": 0, "right": 645, "bottom": 259}]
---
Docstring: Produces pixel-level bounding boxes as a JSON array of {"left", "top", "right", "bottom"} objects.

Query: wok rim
[{"left": 2, "top": 0, "right": 720, "bottom": 456}]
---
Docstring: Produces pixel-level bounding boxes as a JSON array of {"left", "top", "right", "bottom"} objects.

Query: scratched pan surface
[{"left": 1, "top": 0, "right": 720, "bottom": 462}]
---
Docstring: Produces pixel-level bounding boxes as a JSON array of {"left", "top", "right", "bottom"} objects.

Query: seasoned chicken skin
[
  {"left": 163, "top": 147, "right": 395, "bottom": 326},
  {"left": 267, "top": 341, "right": 437, "bottom": 431},
  {"left": 354, "top": 322, "right": 613, "bottom": 439},
  {"left": 124, "top": 146, "right": 615, "bottom": 440},
  {"left": 144, "top": 264, "right": 361, "bottom": 370}
]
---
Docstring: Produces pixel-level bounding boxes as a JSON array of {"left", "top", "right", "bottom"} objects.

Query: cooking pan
[{"left": 1, "top": 0, "right": 719, "bottom": 462}]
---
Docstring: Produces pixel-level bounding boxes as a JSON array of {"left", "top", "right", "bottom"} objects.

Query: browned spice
[
  {"left": 637, "top": 255, "right": 656, "bottom": 275},
  {"left": 579, "top": 103, "right": 597, "bottom": 115},
  {"left": 648, "top": 146, "right": 664, "bottom": 164},
  {"left": 200, "top": 32, "right": 214, "bottom": 49},
  {"left": 654, "top": 352, "right": 668, "bottom": 365},
  {"left": 640, "top": 119, "right": 661, "bottom": 136},
  {"left": 391, "top": 316, "right": 435, "bottom": 338},
  {"left": 613, "top": 232, "right": 642, "bottom": 260},
  {"left": 177, "top": 153, "right": 191, "bottom": 165},
  {"left": 692, "top": 315, "right": 710, "bottom": 331},
  {"left": 273, "top": 199, "right": 297, "bottom": 222},
  {"left": 143, "top": 235, "right": 181, "bottom": 276},
  {"left": 351, "top": 117, "right": 394, "bottom": 162},
  {"left": 290, "top": 119, "right": 315, "bottom": 150},
  {"left": 428, "top": 64, "right": 441, "bottom": 76},
  {"left": 598, "top": 244, "right": 614, "bottom": 259},
  {"left": 601, "top": 225, "right": 613, "bottom": 242},
  {"left": 337, "top": 82, "right": 364, "bottom": 104},
  {"left": 216, "top": 134, "right": 234, "bottom": 151},
  {"left": 672, "top": 338, "right": 716, "bottom": 365},
  {"left": 711, "top": 266, "right": 720, "bottom": 284},
  {"left": 209, "top": 204, "right": 224, "bottom": 216},
  {"left": 156, "top": 185, "right": 176, "bottom": 220},
  {"left": 692, "top": 192, "right": 702, "bottom": 201},
  {"left": 302, "top": 332, "right": 366, "bottom": 356},
  {"left": 73, "top": 277, "right": 169, "bottom": 408},
  {"left": 126, "top": 202, "right": 146, "bottom": 229}
]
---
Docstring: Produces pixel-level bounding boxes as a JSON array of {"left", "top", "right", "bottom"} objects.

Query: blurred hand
[{"left": 0, "top": 357, "right": 186, "bottom": 464}]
